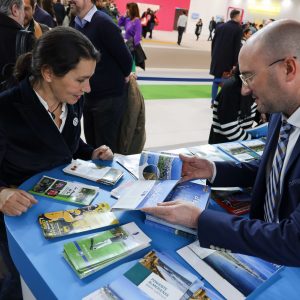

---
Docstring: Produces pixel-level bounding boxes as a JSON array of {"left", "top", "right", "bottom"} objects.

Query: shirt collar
[
  {"left": 74, "top": 5, "right": 97, "bottom": 28},
  {"left": 284, "top": 106, "right": 300, "bottom": 129}
]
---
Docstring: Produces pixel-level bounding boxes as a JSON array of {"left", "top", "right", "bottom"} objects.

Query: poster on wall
[{"left": 227, "top": 6, "right": 244, "bottom": 22}]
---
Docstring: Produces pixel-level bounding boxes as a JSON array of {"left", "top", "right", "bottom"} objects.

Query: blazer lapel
[{"left": 13, "top": 79, "right": 72, "bottom": 155}]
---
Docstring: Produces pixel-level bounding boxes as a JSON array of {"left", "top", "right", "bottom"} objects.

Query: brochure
[
  {"left": 239, "top": 139, "right": 265, "bottom": 157},
  {"left": 139, "top": 151, "right": 182, "bottom": 180},
  {"left": 217, "top": 142, "right": 260, "bottom": 162},
  {"left": 178, "top": 241, "right": 281, "bottom": 300},
  {"left": 38, "top": 203, "right": 118, "bottom": 239},
  {"left": 145, "top": 181, "right": 211, "bottom": 235},
  {"left": 29, "top": 176, "right": 99, "bottom": 206},
  {"left": 112, "top": 180, "right": 178, "bottom": 210},
  {"left": 245, "top": 123, "right": 268, "bottom": 139},
  {"left": 188, "top": 144, "right": 233, "bottom": 162},
  {"left": 63, "top": 222, "right": 151, "bottom": 279},
  {"left": 211, "top": 189, "right": 252, "bottom": 215},
  {"left": 63, "top": 159, "right": 123, "bottom": 185},
  {"left": 83, "top": 250, "right": 223, "bottom": 300}
]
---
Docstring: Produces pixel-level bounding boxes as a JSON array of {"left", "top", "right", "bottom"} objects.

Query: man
[
  {"left": 71, "top": 0, "right": 132, "bottom": 153},
  {"left": 24, "top": 0, "right": 49, "bottom": 38},
  {"left": 53, "top": 0, "right": 65, "bottom": 25},
  {"left": 0, "top": 0, "right": 25, "bottom": 83},
  {"left": 143, "top": 20, "right": 300, "bottom": 267},
  {"left": 177, "top": 10, "right": 187, "bottom": 46},
  {"left": 33, "top": 0, "right": 55, "bottom": 27},
  {"left": 207, "top": 16, "right": 216, "bottom": 41},
  {"left": 210, "top": 9, "right": 242, "bottom": 107}
]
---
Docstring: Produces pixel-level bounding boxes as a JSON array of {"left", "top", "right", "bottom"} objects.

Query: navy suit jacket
[
  {"left": 33, "top": 5, "right": 55, "bottom": 28},
  {"left": 0, "top": 78, "right": 94, "bottom": 187},
  {"left": 198, "top": 113, "right": 300, "bottom": 266}
]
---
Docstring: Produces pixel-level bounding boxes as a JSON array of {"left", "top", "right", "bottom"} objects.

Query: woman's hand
[
  {"left": 92, "top": 145, "right": 114, "bottom": 160},
  {"left": 0, "top": 188, "right": 38, "bottom": 216}
]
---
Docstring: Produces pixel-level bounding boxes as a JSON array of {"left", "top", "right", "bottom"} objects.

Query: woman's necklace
[{"left": 48, "top": 103, "right": 61, "bottom": 120}]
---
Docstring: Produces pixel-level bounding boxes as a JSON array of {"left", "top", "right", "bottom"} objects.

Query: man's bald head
[{"left": 240, "top": 19, "right": 300, "bottom": 63}]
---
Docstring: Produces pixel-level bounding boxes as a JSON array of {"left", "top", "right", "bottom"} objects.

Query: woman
[
  {"left": 0, "top": 27, "right": 113, "bottom": 299},
  {"left": 241, "top": 28, "right": 252, "bottom": 45},
  {"left": 118, "top": 2, "right": 142, "bottom": 66},
  {"left": 0, "top": 27, "right": 113, "bottom": 216},
  {"left": 195, "top": 19, "right": 203, "bottom": 40},
  {"left": 209, "top": 65, "right": 260, "bottom": 144}
]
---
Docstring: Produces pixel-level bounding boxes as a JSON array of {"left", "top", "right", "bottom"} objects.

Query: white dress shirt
[{"left": 34, "top": 90, "right": 68, "bottom": 133}]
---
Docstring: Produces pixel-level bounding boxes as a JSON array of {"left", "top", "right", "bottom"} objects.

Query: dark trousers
[
  {"left": 83, "top": 90, "right": 127, "bottom": 153},
  {"left": 177, "top": 26, "right": 185, "bottom": 45},
  {"left": 0, "top": 218, "right": 22, "bottom": 300},
  {"left": 142, "top": 26, "right": 148, "bottom": 38},
  {"left": 208, "top": 30, "right": 213, "bottom": 41}
]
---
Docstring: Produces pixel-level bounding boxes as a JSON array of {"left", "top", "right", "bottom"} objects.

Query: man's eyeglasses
[{"left": 239, "top": 56, "right": 297, "bottom": 87}]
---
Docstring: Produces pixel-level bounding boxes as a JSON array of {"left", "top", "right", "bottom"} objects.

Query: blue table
[{"left": 4, "top": 161, "right": 300, "bottom": 299}]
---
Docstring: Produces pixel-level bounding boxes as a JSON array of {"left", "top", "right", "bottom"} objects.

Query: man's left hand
[{"left": 92, "top": 145, "right": 113, "bottom": 160}]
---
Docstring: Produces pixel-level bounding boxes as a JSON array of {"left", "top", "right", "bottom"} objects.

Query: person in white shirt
[{"left": 177, "top": 10, "right": 188, "bottom": 45}]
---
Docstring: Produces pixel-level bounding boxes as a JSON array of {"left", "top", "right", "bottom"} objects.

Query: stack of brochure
[
  {"left": 144, "top": 181, "right": 211, "bottom": 238},
  {"left": 63, "top": 159, "right": 123, "bottom": 185},
  {"left": 178, "top": 241, "right": 281, "bottom": 300},
  {"left": 38, "top": 203, "right": 118, "bottom": 239},
  {"left": 63, "top": 222, "right": 151, "bottom": 278},
  {"left": 29, "top": 176, "right": 99, "bottom": 206},
  {"left": 83, "top": 250, "right": 223, "bottom": 300}
]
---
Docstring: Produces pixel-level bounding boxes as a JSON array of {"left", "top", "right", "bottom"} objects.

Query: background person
[
  {"left": 71, "top": 0, "right": 132, "bottom": 153},
  {"left": 0, "top": 26, "right": 113, "bottom": 298},
  {"left": 195, "top": 18, "right": 202, "bottom": 40},
  {"left": 143, "top": 20, "right": 300, "bottom": 267},
  {"left": 177, "top": 10, "right": 187, "bottom": 46}
]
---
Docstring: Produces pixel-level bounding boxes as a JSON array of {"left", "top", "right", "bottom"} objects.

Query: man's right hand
[
  {"left": 0, "top": 188, "right": 38, "bottom": 216},
  {"left": 180, "top": 154, "right": 214, "bottom": 181}
]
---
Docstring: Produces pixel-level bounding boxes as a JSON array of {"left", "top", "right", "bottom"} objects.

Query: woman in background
[
  {"left": 195, "top": 18, "right": 203, "bottom": 40},
  {"left": 241, "top": 28, "right": 252, "bottom": 45},
  {"left": 118, "top": 2, "right": 142, "bottom": 71}
]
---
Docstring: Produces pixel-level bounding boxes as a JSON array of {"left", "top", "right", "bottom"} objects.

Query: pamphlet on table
[
  {"left": 38, "top": 203, "right": 118, "bottom": 239},
  {"left": 63, "top": 159, "right": 123, "bottom": 185},
  {"left": 29, "top": 176, "right": 99, "bottom": 206}
]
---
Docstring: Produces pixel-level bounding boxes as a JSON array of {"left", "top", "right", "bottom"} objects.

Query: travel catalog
[
  {"left": 83, "top": 250, "right": 223, "bottom": 300},
  {"left": 177, "top": 241, "right": 282, "bottom": 300}
]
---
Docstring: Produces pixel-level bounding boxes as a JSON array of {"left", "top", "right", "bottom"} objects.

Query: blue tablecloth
[{"left": 4, "top": 161, "right": 300, "bottom": 299}]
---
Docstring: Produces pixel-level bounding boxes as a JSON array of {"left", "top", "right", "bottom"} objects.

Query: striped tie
[{"left": 264, "top": 120, "right": 293, "bottom": 222}]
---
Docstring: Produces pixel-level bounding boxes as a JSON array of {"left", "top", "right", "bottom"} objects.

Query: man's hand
[
  {"left": 92, "top": 145, "right": 114, "bottom": 160},
  {"left": 141, "top": 201, "right": 201, "bottom": 229},
  {"left": 180, "top": 154, "right": 214, "bottom": 181},
  {"left": 0, "top": 188, "right": 38, "bottom": 216}
]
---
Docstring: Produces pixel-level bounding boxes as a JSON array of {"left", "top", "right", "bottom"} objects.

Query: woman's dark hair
[
  {"left": 15, "top": 27, "right": 100, "bottom": 83},
  {"left": 127, "top": 2, "right": 140, "bottom": 19},
  {"left": 243, "top": 28, "right": 251, "bottom": 36}
]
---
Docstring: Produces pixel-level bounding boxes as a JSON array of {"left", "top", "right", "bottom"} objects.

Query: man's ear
[
  {"left": 285, "top": 58, "right": 296, "bottom": 82},
  {"left": 41, "top": 66, "right": 53, "bottom": 83},
  {"left": 11, "top": 3, "right": 20, "bottom": 17}
]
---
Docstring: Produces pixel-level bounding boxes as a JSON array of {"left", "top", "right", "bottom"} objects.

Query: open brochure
[
  {"left": 139, "top": 151, "right": 182, "bottom": 180},
  {"left": 217, "top": 142, "right": 260, "bottom": 162},
  {"left": 177, "top": 241, "right": 281, "bottom": 300},
  {"left": 112, "top": 180, "right": 178, "bottom": 210},
  {"left": 239, "top": 139, "right": 265, "bottom": 157},
  {"left": 63, "top": 222, "right": 151, "bottom": 279},
  {"left": 145, "top": 181, "right": 211, "bottom": 236},
  {"left": 29, "top": 176, "right": 99, "bottom": 206},
  {"left": 114, "top": 153, "right": 140, "bottom": 180},
  {"left": 188, "top": 144, "right": 233, "bottom": 162},
  {"left": 38, "top": 203, "right": 118, "bottom": 239},
  {"left": 83, "top": 250, "right": 223, "bottom": 300},
  {"left": 63, "top": 159, "right": 123, "bottom": 185}
]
